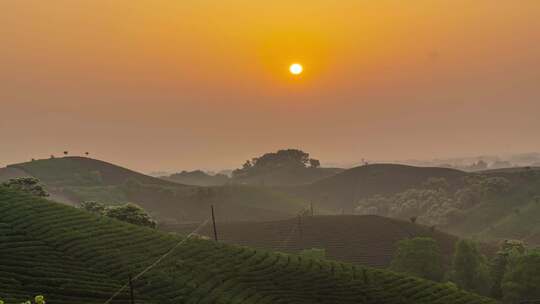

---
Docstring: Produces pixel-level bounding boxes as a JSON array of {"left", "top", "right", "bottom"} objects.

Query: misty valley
[{"left": 1, "top": 150, "right": 539, "bottom": 303}]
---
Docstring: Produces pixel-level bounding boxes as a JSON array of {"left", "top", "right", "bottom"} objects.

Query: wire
[{"left": 103, "top": 219, "right": 209, "bottom": 304}]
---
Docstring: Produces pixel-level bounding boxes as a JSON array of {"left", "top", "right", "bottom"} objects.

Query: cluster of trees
[
  {"left": 390, "top": 237, "right": 540, "bottom": 302},
  {"left": 1, "top": 177, "right": 49, "bottom": 197},
  {"left": 79, "top": 201, "right": 157, "bottom": 228},
  {"left": 0, "top": 295, "right": 46, "bottom": 304},
  {"left": 355, "top": 176, "right": 511, "bottom": 226},
  {"left": 232, "top": 149, "right": 321, "bottom": 178}
]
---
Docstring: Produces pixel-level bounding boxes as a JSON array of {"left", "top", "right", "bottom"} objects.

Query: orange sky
[{"left": 1, "top": 1, "right": 540, "bottom": 172}]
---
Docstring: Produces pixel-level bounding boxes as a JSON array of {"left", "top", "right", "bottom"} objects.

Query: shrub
[
  {"left": 450, "top": 239, "right": 491, "bottom": 296},
  {"left": 105, "top": 203, "right": 157, "bottom": 228},
  {"left": 1, "top": 177, "right": 49, "bottom": 197},
  {"left": 0, "top": 295, "right": 45, "bottom": 304},
  {"left": 34, "top": 295, "right": 45, "bottom": 304},
  {"left": 79, "top": 201, "right": 107, "bottom": 213},
  {"left": 78, "top": 201, "right": 157, "bottom": 228},
  {"left": 502, "top": 250, "right": 540, "bottom": 303},
  {"left": 390, "top": 237, "right": 444, "bottom": 281}
]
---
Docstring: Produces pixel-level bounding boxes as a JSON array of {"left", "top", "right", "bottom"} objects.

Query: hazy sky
[{"left": 1, "top": 1, "right": 539, "bottom": 172}]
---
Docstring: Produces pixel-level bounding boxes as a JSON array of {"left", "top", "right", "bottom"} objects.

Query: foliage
[
  {"left": 0, "top": 187, "right": 497, "bottom": 304},
  {"left": 34, "top": 295, "right": 45, "bottom": 304},
  {"left": 488, "top": 241, "right": 525, "bottom": 300},
  {"left": 502, "top": 250, "right": 540, "bottom": 303},
  {"left": 500, "top": 239, "right": 526, "bottom": 254},
  {"left": 232, "top": 149, "right": 321, "bottom": 178},
  {"left": 355, "top": 175, "right": 512, "bottom": 227},
  {"left": 1, "top": 178, "right": 49, "bottom": 197},
  {"left": 300, "top": 248, "right": 326, "bottom": 259},
  {"left": 79, "top": 201, "right": 107, "bottom": 213},
  {"left": 390, "top": 237, "right": 444, "bottom": 281},
  {"left": 309, "top": 159, "right": 321, "bottom": 168},
  {"left": 78, "top": 201, "right": 157, "bottom": 228},
  {"left": 422, "top": 177, "right": 450, "bottom": 191},
  {"left": 450, "top": 239, "right": 492, "bottom": 295},
  {"left": 105, "top": 203, "right": 157, "bottom": 228},
  {"left": 489, "top": 252, "right": 508, "bottom": 299},
  {"left": 0, "top": 296, "right": 45, "bottom": 304}
]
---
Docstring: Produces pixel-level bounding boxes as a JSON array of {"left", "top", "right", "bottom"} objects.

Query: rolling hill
[
  {"left": 0, "top": 187, "right": 496, "bottom": 304},
  {"left": 280, "top": 164, "right": 540, "bottom": 246},
  {"left": 232, "top": 166, "right": 345, "bottom": 186},
  {"left": 162, "top": 215, "right": 495, "bottom": 270},
  {"left": 3, "top": 157, "right": 306, "bottom": 223},
  {"left": 446, "top": 167, "right": 540, "bottom": 244},
  {"left": 161, "top": 170, "right": 230, "bottom": 186},
  {"left": 282, "top": 164, "right": 468, "bottom": 212}
]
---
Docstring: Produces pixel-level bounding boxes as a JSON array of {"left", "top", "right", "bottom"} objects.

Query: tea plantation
[{"left": 0, "top": 187, "right": 496, "bottom": 304}]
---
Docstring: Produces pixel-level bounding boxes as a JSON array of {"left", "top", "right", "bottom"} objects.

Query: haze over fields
[{"left": 2, "top": 1, "right": 540, "bottom": 172}]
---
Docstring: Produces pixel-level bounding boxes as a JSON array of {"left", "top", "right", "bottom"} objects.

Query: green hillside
[
  {"left": 283, "top": 164, "right": 467, "bottom": 212},
  {"left": 163, "top": 215, "right": 496, "bottom": 270},
  {"left": 286, "top": 164, "right": 540, "bottom": 246},
  {"left": 6, "top": 157, "right": 305, "bottom": 223},
  {"left": 0, "top": 187, "right": 495, "bottom": 304},
  {"left": 162, "top": 170, "right": 230, "bottom": 186},
  {"left": 446, "top": 168, "right": 540, "bottom": 244},
  {"left": 8, "top": 157, "right": 173, "bottom": 187},
  {"left": 233, "top": 166, "right": 344, "bottom": 186}
]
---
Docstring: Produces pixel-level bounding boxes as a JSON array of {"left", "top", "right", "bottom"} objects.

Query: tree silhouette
[{"left": 309, "top": 159, "right": 321, "bottom": 168}]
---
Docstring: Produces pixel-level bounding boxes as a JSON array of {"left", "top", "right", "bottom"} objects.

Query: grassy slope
[
  {"left": 446, "top": 169, "right": 540, "bottom": 244},
  {"left": 283, "top": 165, "right": 540, "bottom": 245},
  {"left": 9, "top": 157, "right": 170, "bottom": 187},
  {"left": 0, "top": 188, "right": 495, "bottom": 304},
  {"left": 163, "top": 215, "right": 495, "bottom": 270},
  {"left": 283, "top": 164, "right": 467, "bottom": 212},
  {"left": 8, "top": 157, "right": 305, "bottom": 223},
  {"left": 0, "top": 167, "right": 32, "bottom": 183}
]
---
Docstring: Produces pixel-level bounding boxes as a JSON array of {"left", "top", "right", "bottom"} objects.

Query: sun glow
[{"left": 289, "top": 63, "right": 303, "bottom": 75}]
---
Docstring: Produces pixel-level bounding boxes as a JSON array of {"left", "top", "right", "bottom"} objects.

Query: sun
[{"left": 289, "top": 63, "right": 303, "bottom": 75}]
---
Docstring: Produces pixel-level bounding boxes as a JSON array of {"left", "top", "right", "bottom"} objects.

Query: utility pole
[
  {"left": 129, "top": 275, "right": 135, "bottom": 304},
  {"left": 297, "top": 214, "right": 303, "bottom": 240},
  {"left": 211, "top": 205, "right": 218, "bottom": 241}
]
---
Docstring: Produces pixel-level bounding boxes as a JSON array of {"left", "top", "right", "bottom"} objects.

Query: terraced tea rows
[
  {"left": 164, "top": 215, "right": 487, "bottom": 269},
  {"left": 0, "top": 187, "right": 496, "bottom": 304}
]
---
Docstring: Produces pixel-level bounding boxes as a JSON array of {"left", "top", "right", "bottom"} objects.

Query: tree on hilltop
[
  {"left": 232, "top": 149, "right": 320, "bottom": 178},
  {"left": 309, "top": 159, "right": 321, "bottom": 168}
]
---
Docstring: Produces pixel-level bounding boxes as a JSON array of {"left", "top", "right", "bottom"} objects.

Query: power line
[{"left": 103, "top": 219, "right": 209, "bottom": 304}]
